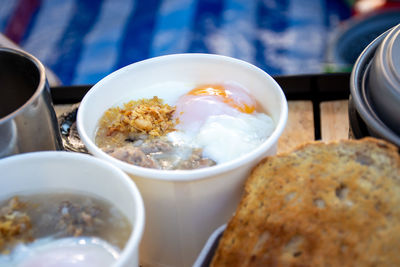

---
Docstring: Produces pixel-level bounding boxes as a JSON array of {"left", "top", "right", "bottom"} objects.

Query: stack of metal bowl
[{"left": 350, "top": 23, "right": 400, "bottom": 147}]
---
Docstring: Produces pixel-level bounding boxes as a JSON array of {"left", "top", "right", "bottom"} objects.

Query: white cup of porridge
[
  {"left": 0, "top": 151, "right": 145, "bottom": 267},
  {"left": 77, "top": 53, "right": 288, "bottom": 267}
]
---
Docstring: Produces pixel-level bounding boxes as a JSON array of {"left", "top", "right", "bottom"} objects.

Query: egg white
[{"left": 168, "top": 112, "right": 275, "bottom": 163}]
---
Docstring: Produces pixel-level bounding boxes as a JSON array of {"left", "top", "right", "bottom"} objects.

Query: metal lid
[
  {"left": 368, "top": 23, "right": 400, "bottom": 135},
  {"left": 350, "top": 24, "right": 400, "bottom": 147},
  {"left": 387, "top": 26, "right": 400, "bottom": 87},
  {"left": 382, "top": 23, "right": 400, "bottom": 93}
]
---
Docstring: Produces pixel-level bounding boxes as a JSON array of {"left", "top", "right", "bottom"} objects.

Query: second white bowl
[{"left": 0, "top": 151, "right": 145, "bottom": 267}]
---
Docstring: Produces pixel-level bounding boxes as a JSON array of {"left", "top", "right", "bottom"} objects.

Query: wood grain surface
[
  {"left": 320, "top": 100, "right": 349, "bottom": 142},
  {"left": 277, "top": 101, "right": 315, "bottom": 154}
]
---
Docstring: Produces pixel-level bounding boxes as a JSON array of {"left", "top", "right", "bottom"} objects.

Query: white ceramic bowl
[
  {"left": 0, "top": 151, "right": 145, "bottom": 267},
  {"left": 77, "top": 53, "right": 288, "bottom": 267}
]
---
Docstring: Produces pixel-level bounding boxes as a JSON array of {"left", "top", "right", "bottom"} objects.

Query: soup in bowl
[{"left": 0, "top": 151, "right": 145, "bottom": 267}]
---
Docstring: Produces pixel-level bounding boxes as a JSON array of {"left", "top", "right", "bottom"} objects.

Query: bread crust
[{"left": 211, "top": 137, "right": 400, "bottom": 267}]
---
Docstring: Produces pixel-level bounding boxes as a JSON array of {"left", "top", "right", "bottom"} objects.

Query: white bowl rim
[
  {"left": 77, "top": 53, "right": 288, "bottom": 182},
  {"left": 0, "top": 151, "right": 145, "bottom": 267}
]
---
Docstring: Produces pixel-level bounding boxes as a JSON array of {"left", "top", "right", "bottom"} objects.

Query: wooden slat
[
  {"left": 320, "top": 100, "right": 349, "bottom": 142},
  {"left": 277, "top": 101, "right": 315, "bottom": 154}
]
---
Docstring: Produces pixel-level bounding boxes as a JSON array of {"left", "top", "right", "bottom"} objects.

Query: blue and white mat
[{"left": 0, "top": 0, "right": 351, "bottom": 85}]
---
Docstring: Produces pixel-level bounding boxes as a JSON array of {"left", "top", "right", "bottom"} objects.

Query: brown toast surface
[{"left": 211, "top": 138, "right": 400, "bottom": 267}]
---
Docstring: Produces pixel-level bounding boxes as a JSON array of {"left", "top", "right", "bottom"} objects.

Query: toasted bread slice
[{"left": 211, "top": 137, "right": 400, "bottom": 267}]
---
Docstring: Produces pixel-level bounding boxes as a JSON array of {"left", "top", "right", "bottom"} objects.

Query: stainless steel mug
[{"left": 0, "top": 47, "right": 62, "bottom": 158}]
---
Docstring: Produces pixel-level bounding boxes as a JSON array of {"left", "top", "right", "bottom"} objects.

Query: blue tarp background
[{"left": 0, "top": 0, "right": 351, "bottom": 85}]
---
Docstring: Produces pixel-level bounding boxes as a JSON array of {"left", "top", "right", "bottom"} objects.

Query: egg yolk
[
  {"left": 172, "top": 82, "right": 258, "bottom": 133},
  {"left": 188, "top": 84, "right": 255, "bottom": 114}
]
